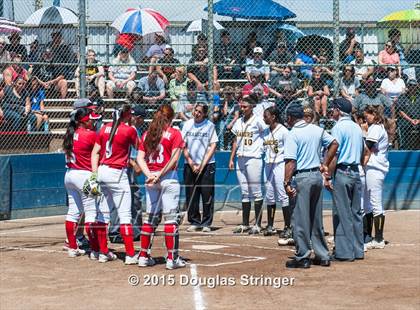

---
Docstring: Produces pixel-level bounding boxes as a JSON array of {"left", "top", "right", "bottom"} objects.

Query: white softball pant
[
  {"left": 145, "top": 171, "right": 180, "bottom": 224},
  {"left": 364, "top": 168, "right": 387, "bottom": 216},
  {"left": 359, "top": 165, "right": 366, "bottom": 216},
  {"left": 264, "top": 162, "right": 289, "bottom": 206},
  {"left": 64, "top": 169, "right": 97, "bottom": 223},
  {"left": 236, "top": 156, "right": 263, "bottom": 202},
  {"left": 97, "top": 165, "right": 132, "bottom": 224}
]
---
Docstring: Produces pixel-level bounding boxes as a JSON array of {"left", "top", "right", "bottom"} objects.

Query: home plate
[{"left": 192, "top": 244, "right": 229, "bottom": 250}]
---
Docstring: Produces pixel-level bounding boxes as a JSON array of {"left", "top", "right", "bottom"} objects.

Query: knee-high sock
[
  {"left": 85, "top": 222, "right": 99, "bottom": 252},
  {"left": 242, "top": 202, "right": 251, "bottom": 226},
  {"left": 363, "top": 212, "right": 373, "bottom": 241},
  {"left": 254, "top": 199, "right": 263, "bottom": 227},
  {"left": 140, "top": 223, "right": 154, "bottom": 258},
  {"left": 164, "top": 223, "right": 179, "bottom": 260},
  {"left": 373, "top": 214, "right": 385, "bottom": 241},
  {"left": 267, "top": 204, "right": 276, "bottom": 227},
  {"left": 65, "top": 221, "right": 78, "bottom": 249},
  {"left": 282, "top": 204, "right": 292, "bottom": 228},
  {"left": 120, "top": 224, "right": 135, "bottom": 257},
  {"left": 95, "top": 222, "right": 109, "bottom": 254}
]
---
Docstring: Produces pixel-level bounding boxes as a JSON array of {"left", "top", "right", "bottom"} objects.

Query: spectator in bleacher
[
  {"left": 169, "top": 66, "right": 190, "bottom": 110},
  {"left": 3, "top": 53, "right": 30, "bottom": 86},
  {"left": 339, "top": 28, "right": 360, "bottom": 64},
  {"left": 6, "top": 33, "right": 28, "bottom": 62},
  {"left": 378, "top": 41, "right": 401, "bottom": 76},
  {"left": 244, "top": 32, "right": 262, "bottom": 60},
  {"left": 28, "top": 39, "right": 42, "bottom": 63},
  {"left": 75, "top": 49, "right": 105, "bottom": 98},
  {"left": 188, "top": 46, "right": 219, "bottom": 93},
  {"left": 156, "top": 45, "right": 180, "bottom": 86},
  {"left": 245, "top": 47, "right": 270, "bottom": 83},
  {"left": 295, "top": 47, "right": 315, "bottom": 80},
  {"left": 350, "top": 47, "right": 374, "bottom": 82},
  {"left": 112, "top": 33, "right": 141, "bottom": 57},
  {"left": 32, "top": 48, "right": 68, "bottom": 99},
  {"left": 242, "top": 70, "right": 270, "bottom": 98},
  {"left": 318, "top": 51, "right": 334, "bottom": 88},
  {"left": 267, "top": 42, "right": 293, "bottom": 82},
  {"left": 213, "top": 86, "right": 240, "bottom": 150},
  {"left": 1, "top": 77, "right": 36, "bottom": 131},
  {"left": 176, "top": 80, "right": 198, "bottom": 124},
  {"left": 28, "top": 77, "right": 49, "bottom": 132},
  {"left": 215, "top": 30, "right": 241, "bottom": 80},
  {"left": 395, "top": 79, "right": 419, "bottom": 150},
  {"left": 146, "top": 32, "right": 167, "bottom": 72},
  {"left": 353, "top": 79, "right": 392, "bottom": 113},
  {"left": 388, "top": 28, "right": 416, "bottom": 81},
  {"left": 47, "top": 31, "right": 77, "bottom": 79},
  {"left": 192, "top": 33, "right": 208, "bottom": 59},
  {"left": 380, "top": 66, "right": 406, "bottom": 102},
  {"left": 307, "top": 66, "right": 330, "bottom": 118},
  {"left": 270, "top": 65, "right": 304, "bottom": 114},
  {"left": 106, "top": 48, "right": 136, "bottom": 99},
  {"left": 137, "top": 70, "right": 166, "bottom": 105},
  {"left": 0, "top": 38, "right": 11, "bottom": 83},
  {"left": 340, "top": 65, "right": 360, "bottom": 103}
]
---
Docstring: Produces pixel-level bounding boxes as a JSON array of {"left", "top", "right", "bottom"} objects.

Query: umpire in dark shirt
[
  {"left": 329, "top": 98, "right": 364, "bottom": 261},
  {"left": 283, "top": 102, "right": 338, "bottom": 268}
]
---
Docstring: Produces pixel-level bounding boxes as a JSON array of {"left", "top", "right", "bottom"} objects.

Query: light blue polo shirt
[
  {"left": 331, "top": 116, "right": 363, "bottom": 165},
  {"left": 284, "top": 120, "right": 335, "bottom": 170}
]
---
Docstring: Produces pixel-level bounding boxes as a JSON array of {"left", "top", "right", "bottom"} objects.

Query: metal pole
[
  {"left": 333, "top": 0, "right": 340, "bottom": 98},
  {"left": 207, "top": 0, "right": 214, "bottom": 107},
  {"left": 78, "top": 0, "right": 87, "bottom": 98},
  {"left": 105, "top": 23, "right": 110, "bottom": 64}
]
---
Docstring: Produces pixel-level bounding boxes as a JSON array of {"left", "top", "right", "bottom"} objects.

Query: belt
[
  {"left": 337, "top": 163, "right": 359, "bottom": 171},
  {"left": 295, "top": 167, "right": 319, "bottom": 175}
]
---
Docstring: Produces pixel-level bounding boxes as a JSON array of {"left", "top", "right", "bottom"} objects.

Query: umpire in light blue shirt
[
  {"left": 328, "top": 98, "right": 364, "bottom": 261},
  {"left": 283, "top": 102, "right": 339, "bottom": 269}
]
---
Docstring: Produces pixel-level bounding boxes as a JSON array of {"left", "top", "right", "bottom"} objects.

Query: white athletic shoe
[
  {"left": 125, "top": 254, "right": 139, "bottom": 265},
  {"left": 370, "top": 240, "right": 385, "bottom": 249},
  {"left": 68, "top": 248, "right": 86, "bottom": 258},
  {"left": 138, "top": 256, "right": 156, "bottom": 267},
  {"left": 202, "top": 227, "right": 211, "bottom": 233},
  {"left": 166, "top": 257, "right": 186, "bottom": 270},
  {"left": 98, "top": 251, "right": 118, "bottom": 263},
  {"left": 277, "top": 237, "right": 295, "bottom": 246},
  {"left": 248, "top": 225, "right": 262, "bottom": 235},
  {"left": 186, "top": 225, "right": 201, "bottom": 232},
  {"left": 90, "top": 251, "right": 99, "bottom": 260},
  {"left": 233, "top": 225, "right": 250, "bottom": 234}
]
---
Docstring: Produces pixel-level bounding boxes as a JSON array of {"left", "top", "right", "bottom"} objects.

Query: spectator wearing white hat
[{"left": 245, "top": 47, "right": 270, "bottom": 83}]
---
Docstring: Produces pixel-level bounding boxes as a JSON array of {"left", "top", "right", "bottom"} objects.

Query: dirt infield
[{"left": 1, "top": 210, "right": 419, "bottom": 310}]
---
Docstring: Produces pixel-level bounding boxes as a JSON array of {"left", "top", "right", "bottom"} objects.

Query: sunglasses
[
  {"left": 344, "top": 68, "right": 352, "bottom": 72},
  {"left": 254, "top": 53, "right": 262, "bottom": 56},
  {"left": 385, "top": 44, "right": 393, "bottom": 48},
  {"left": 313, "top": 70, "right": 322, "bottom": 73}
]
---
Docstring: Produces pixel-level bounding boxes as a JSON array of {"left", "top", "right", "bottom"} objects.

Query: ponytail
[
  {"left": 144, "top": 104, "right": 174, "bottom": 155},
  {"left": 63, "top": 108, "right": 90, "bottom": 157},
  {"left": 108, "top": 104, "right": 131, "bottom": 148}
]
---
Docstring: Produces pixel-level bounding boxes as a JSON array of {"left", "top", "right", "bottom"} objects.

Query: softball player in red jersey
[
  {"left": 229, "top": 94, "right": 266, "bottom": 235},
  {"left": 63, "top": 107, "right": 100, "bottom": 257},
  {"left": 91, "top": 104, "right": 139, "bottom": 264},
  {"left": 136, "top": 104, "right": 186, "bottom": 270}
]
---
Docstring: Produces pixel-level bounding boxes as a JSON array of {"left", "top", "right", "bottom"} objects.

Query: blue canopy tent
[{"left": 205, "top": 0, "right": 296, "bottom": 20}]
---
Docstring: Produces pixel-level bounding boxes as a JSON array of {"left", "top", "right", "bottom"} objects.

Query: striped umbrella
[
  {"left": 183, "top": 19, "right": 224, "bottom": 33},
  {"left": 111, "top": 8, "right": 170, "bottom": 35},
  {"left": 24, "top": 6, "right": 78, "bottom": 25},
  {"left": 0, "top": 18, "right": 22, "bottom": 33}
]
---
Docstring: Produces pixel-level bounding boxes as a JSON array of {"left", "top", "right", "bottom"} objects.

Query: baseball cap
[
  {"left": 332, "top": 97, "right": 352, "bottom": 114},
  {"left": 277, "top": 42, "right": 287, "bottom": 48},
  {"left": 131, "top": 105, "right": 147, "bottom": 118},
  {"left": 286, "top": 101, "right": 304, "bottom": 118},
  {"left": 253, "top": 47, "right": 263, "bottom": 54},
  {"left": 89, "top": 110, "right": 102, "bottom": 120},
  {"left": 73, "top": 98, "right": 95, "bottom": 110},
  {"left": 387, "top": 65, "right": 397, "bottom": 71}
]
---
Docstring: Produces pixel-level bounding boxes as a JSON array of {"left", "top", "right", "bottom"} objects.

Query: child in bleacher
[{"left": 28, "top": 77, "right": 49, "bottom": 132}]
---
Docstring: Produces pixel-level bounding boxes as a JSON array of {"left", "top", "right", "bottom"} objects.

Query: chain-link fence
[{"left": 0, "top": 0, "right": 419, "bottom": 154}]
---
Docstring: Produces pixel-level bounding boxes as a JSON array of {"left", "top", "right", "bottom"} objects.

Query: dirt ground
[{"left": 0, "top": 210, "right": 419, "bottom": 310}]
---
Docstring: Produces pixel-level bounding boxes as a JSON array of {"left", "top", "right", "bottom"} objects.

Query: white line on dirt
[
  {"left": 0, "top": 228, "right": 46, "bottom": 235},
  {"left": 190, "top": 264, "right": 205, "bottom": 310}
]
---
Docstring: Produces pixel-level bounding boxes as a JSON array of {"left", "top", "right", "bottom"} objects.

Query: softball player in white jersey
[
  {"left": 362, "top": 105, "right": 389, "bottom": 250},
  {"left": 262, "top": 106, "right": 290, "bottom": 236},
  {"left": 63, "top": 107, "right": 100, "bottom": 258},
  {"left": 229, "top": 94, "right": 267, "bottom": 234}
]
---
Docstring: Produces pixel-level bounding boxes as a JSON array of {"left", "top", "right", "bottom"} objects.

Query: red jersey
[
  {"left": 242, "top": 83, "right": 270, "bottom": 97},
  {"left": 66, "top": 127, "right": 97, "bottom": 171},
  {"left": 138, "top": 127, "right": 185, "bottom": 172},
  {"left": 97, "top": 122, "right": 137, "bottom": 169}
]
